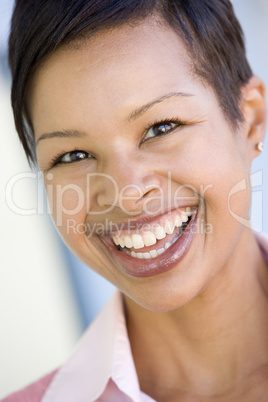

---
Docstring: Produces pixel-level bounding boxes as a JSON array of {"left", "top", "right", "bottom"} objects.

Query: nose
[{"left": 90, "top": 153, "right": 161, "bottom": 215}]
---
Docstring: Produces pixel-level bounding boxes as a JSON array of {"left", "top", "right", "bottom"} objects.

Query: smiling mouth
[
  {"left": 99, "top": 206, "right": 199, "bottom": 277},
  {"left": 112, "top": 207, "right": 192, "bottom": 259}
]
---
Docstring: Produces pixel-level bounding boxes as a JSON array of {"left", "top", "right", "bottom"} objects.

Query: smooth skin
[{"left": 28, "top": 17, "right": 268, "bottom": 401}]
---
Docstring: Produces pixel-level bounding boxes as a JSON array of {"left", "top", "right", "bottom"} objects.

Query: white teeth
[
  {"left": 143, "top": 252, "right": 151, "bottom": 259},
  {"left": 132, "top": 234, "right": 144, "bottom": 249},
  {"left": 142, "top": 231, "right": 157, "bottom": 246},
  {"left": 165, "top": 242, "right": 171, "bottom": 250},
  {"left": 126, "top": 242, "right": 172, "bottom": 259},
  {"left": 111, "top": 207, "right": 194, "bottom": 250},
  {"left": 186, "top": 207, "right": 192, "bottom": 216},
  {"left": 153, "top": 225, "right": 166, "bottom": 240},
  {"left": 118, "top": 238, "right": 125, "bottom": 248},
  {"left": 149, "top": 250, "right": 158, "bottom": 258},
  {"left": 174, "top": 215, "right": 182, "bottom": 227},
  {"left": 181, "top": 212, "right": 189, "bottom": 223},
  {"left": 124, "top": 236, "right": 133, "bottom": 248},
  {"left": 112, "top": 235, "right": 120, "bottom": 246},
  {"left": 157, "top": 248, "right": 165, "bottom": 256},
  {"left": 164, "top": 221, "right": 175, "bottom": 235}
]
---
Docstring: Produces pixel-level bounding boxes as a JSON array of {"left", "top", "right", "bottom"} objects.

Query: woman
[{"left": 3, "top": 0, "right": 268, "bottom": 400}]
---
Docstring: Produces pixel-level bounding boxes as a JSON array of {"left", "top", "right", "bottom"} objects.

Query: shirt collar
[{"left": 42, "top": 290, "right": 143, "bottom": 402}]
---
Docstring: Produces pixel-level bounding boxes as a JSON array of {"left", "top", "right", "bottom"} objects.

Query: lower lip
[{"left": 101, "top": 209, "right": 198, "bottom": 278}]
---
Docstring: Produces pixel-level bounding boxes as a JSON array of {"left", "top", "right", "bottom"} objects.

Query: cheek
[
  {"left": 159, "top": 127, "right": 251, "bottom": 223},
  {"left": 44, "top": 178, "right": 88, "bottom": 244}
]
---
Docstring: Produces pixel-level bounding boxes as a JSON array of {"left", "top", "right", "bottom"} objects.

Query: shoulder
[{"left": 1, "top": 370, "right": 58, "bottom": 402}]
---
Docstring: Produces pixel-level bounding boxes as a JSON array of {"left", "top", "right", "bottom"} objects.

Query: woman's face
[{"left": 28, "top": 18, "right": 252, "bottom": 311}]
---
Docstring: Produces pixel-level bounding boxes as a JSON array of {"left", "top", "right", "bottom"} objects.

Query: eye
[
  {"left": 143, "top": 119, "right": 184, "bottom": 141},
  {"left": 52, "top": 150, "right": 92, "bottom": 166}
]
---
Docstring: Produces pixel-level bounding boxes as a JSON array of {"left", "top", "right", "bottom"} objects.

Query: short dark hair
[{"left": 9, "top": 0, "right": 252, "bottom": 165}]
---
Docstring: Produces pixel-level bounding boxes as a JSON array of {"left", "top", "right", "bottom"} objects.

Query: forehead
[{"left": 28, "top": 17, "right": 206, "bottom": 134}]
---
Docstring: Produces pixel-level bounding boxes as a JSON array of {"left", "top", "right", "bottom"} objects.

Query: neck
[{"left": 124, "top": 230, "right": 268, "bottom": 400}]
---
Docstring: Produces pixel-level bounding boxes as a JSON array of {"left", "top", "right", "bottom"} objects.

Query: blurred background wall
[
  {"left": 0, "top": 1, "right": 83, "bottom": 397},
  {"left": 0, "top": 0, "right": 267, "bottom": 398}
]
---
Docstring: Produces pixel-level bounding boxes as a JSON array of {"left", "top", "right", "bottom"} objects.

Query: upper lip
[{"left": 93, "top": 204, "right": 199, "bottom": 236}]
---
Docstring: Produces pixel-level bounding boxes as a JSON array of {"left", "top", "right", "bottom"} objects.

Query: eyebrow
[
  {"left": 128, "top": 92, "right": 193, "bottom": 121},
  {"left": 36, "top": 129, "right": 85, "bottom": 146},
  {"left": 36, "top": 91, "right": 194, "bottom": 145}
]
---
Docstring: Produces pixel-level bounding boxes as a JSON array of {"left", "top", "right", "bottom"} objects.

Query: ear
[{"left": 240, "top": 76, "right": 267, "bottom": 161}]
